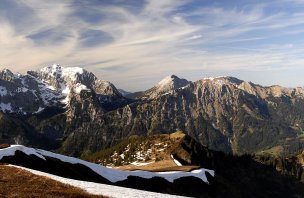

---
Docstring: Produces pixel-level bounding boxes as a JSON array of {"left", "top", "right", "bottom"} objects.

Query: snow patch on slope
[
  {"left": 202, "top": 76, "right": 226, "bottom": 81},
  {"left": 130, "top": 162, "right": 153, "bottom": 167},
  {"left": 144, "top": 75, "right": 190, "bottom": 99},
  {"left": 40, "top": 64, "right": 84, "bottom": 81},
  {"left": 201, "top": 76, "right": 227, "bottom": 87},
  {"left": 0, "top": 145, "right": 214, "bottom": 184},
  {"left": 74, "top": 83, "right": 89, "bottom": 94},
  {"left": 158, "top": 75, "right": 176, "bottom": 89},
  {"left": 34, "top": 107, "right": 45, "bottom": 114},
  {"left": 38, "top": 64, "right": 88, "bottom": 104},
  {"left": 171, "top": 155, "right": 182, "bottom": 166},
  {"left": 0, "top": 103, "right": 12, "bottom": 112},
  {"left": 0, "top": 86, "right": 8, "bottom": 96}
]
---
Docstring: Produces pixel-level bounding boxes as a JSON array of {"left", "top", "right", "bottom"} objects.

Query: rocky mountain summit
[
  {"left": 141, "top": 75, "right": 190, "bottom": 99},
  {"left": 1, "top": 65, "right": 304, "bottom": 158},
  {"left": 0, "top": 64, "right": 128, "bottom": 114}
]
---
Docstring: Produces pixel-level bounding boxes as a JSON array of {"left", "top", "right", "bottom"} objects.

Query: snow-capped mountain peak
[
  {"left": 157, "top": 75, "right": 177, "bottom": 86},
  {"left": 28, "top": 64, "right": 99, "bottom": 104},
  {"left": 142, "top": 75, "right": 190, "bottom": 99},
  {"left": 0, "top": 65, "right": 125, "bottom": 114},
  {"left": 159, "top": 75, "right": 189, "bottom": 89},
  {"left": 39, "top": 64, "right": 85, "bottom": 81},
  {"left": 157, "top": 75, "right": 187, "bottom": 88},
  {"left": 0, "top": 68, "right": 17, "bottom": 81}
]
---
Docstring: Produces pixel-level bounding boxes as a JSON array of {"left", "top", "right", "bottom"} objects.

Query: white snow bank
[
  {"left": 130, "top": 161, "right": 153, "bottom": 166},
  {"left": 0, "top": 145, "right": 214, "bottom": 184},
  {"left": 8, "top": 165, "right": 188, "bottom": 198},
  {"left": 171, "top": 155, "right": 182, "bottom": 166},
  {"left": 0, "top": 145, "right": 46, "bottom": 160}
]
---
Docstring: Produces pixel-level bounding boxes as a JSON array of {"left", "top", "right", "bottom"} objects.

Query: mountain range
[{"left": 1, "top": 64, "right": 304, "bottom": 158}]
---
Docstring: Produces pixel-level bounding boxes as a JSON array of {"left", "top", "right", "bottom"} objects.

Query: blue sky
[{"left": 1, "top": 0, "right": 304, "bottom": 91}]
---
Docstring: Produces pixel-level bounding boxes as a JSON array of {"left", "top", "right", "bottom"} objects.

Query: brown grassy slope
[
  {"left": 83, "top": 131, "right": 203, "bottom": 172},
  {"left": 0, "top": 144, "right": 10, "bottom": 149},
  {"left": 0, "top": 165, "right": 106, "bottom": 198},
  {"left": 83, "top": 131, "right": 200, "bottom": 172}
]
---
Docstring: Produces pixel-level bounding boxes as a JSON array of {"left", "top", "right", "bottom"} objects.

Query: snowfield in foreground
[
  {"left": 9, "top": 165, "right": 187, "bottom": 198},
  {"left": 0, "top": 145, "right": 214, "bottom": 183}
]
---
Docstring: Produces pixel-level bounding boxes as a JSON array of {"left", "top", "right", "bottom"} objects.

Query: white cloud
[{"left": 0, "top": 0, "right": 304, "bottom": 90}]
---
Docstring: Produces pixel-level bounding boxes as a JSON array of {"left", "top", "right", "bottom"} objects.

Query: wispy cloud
[{"left": 0, "top": 0, "right": 304, "bottom": 90}]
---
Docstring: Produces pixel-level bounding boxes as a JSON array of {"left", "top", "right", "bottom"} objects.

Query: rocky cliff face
[
  {"left": 1, "top": 66, "right": 304, "bottom": 157},
  {"left": 0, "top": 69, "right": 62, "bottom": 114},
  {"left": 90, "top": 77, "right": 303, "bottom": 155}
]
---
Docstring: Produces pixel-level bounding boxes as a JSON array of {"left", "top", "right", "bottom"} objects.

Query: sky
[{"left": 1, "top": 0, "right": 304, "bottom": 91}]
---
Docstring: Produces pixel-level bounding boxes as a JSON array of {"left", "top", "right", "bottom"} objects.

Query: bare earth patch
[{"left": 0, "top": 165, "right": 106, "bottom": 198}]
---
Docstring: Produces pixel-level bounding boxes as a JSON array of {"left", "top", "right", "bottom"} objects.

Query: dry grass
[
  {"left": 0, "top": 144, "right": 10, "bottom": 149},
  {"left": 169, "top": 131, "right": 185, "bottom": 139},
  {"left": 0, "top": 165, "right": 107, "bottom": 198},
  {"left": 85, "top": 131, "right": 187, "bottom": 167},
  {"left": 103, "top": 131, "right": 198, "bottom": 172},
  {"left": 256, "top": 146, "right": 284, "bottom": 157}
]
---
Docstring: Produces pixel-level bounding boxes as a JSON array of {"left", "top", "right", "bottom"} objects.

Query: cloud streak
[{"left": 0, "top": 0, "right": 304, "bottom": 90}]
